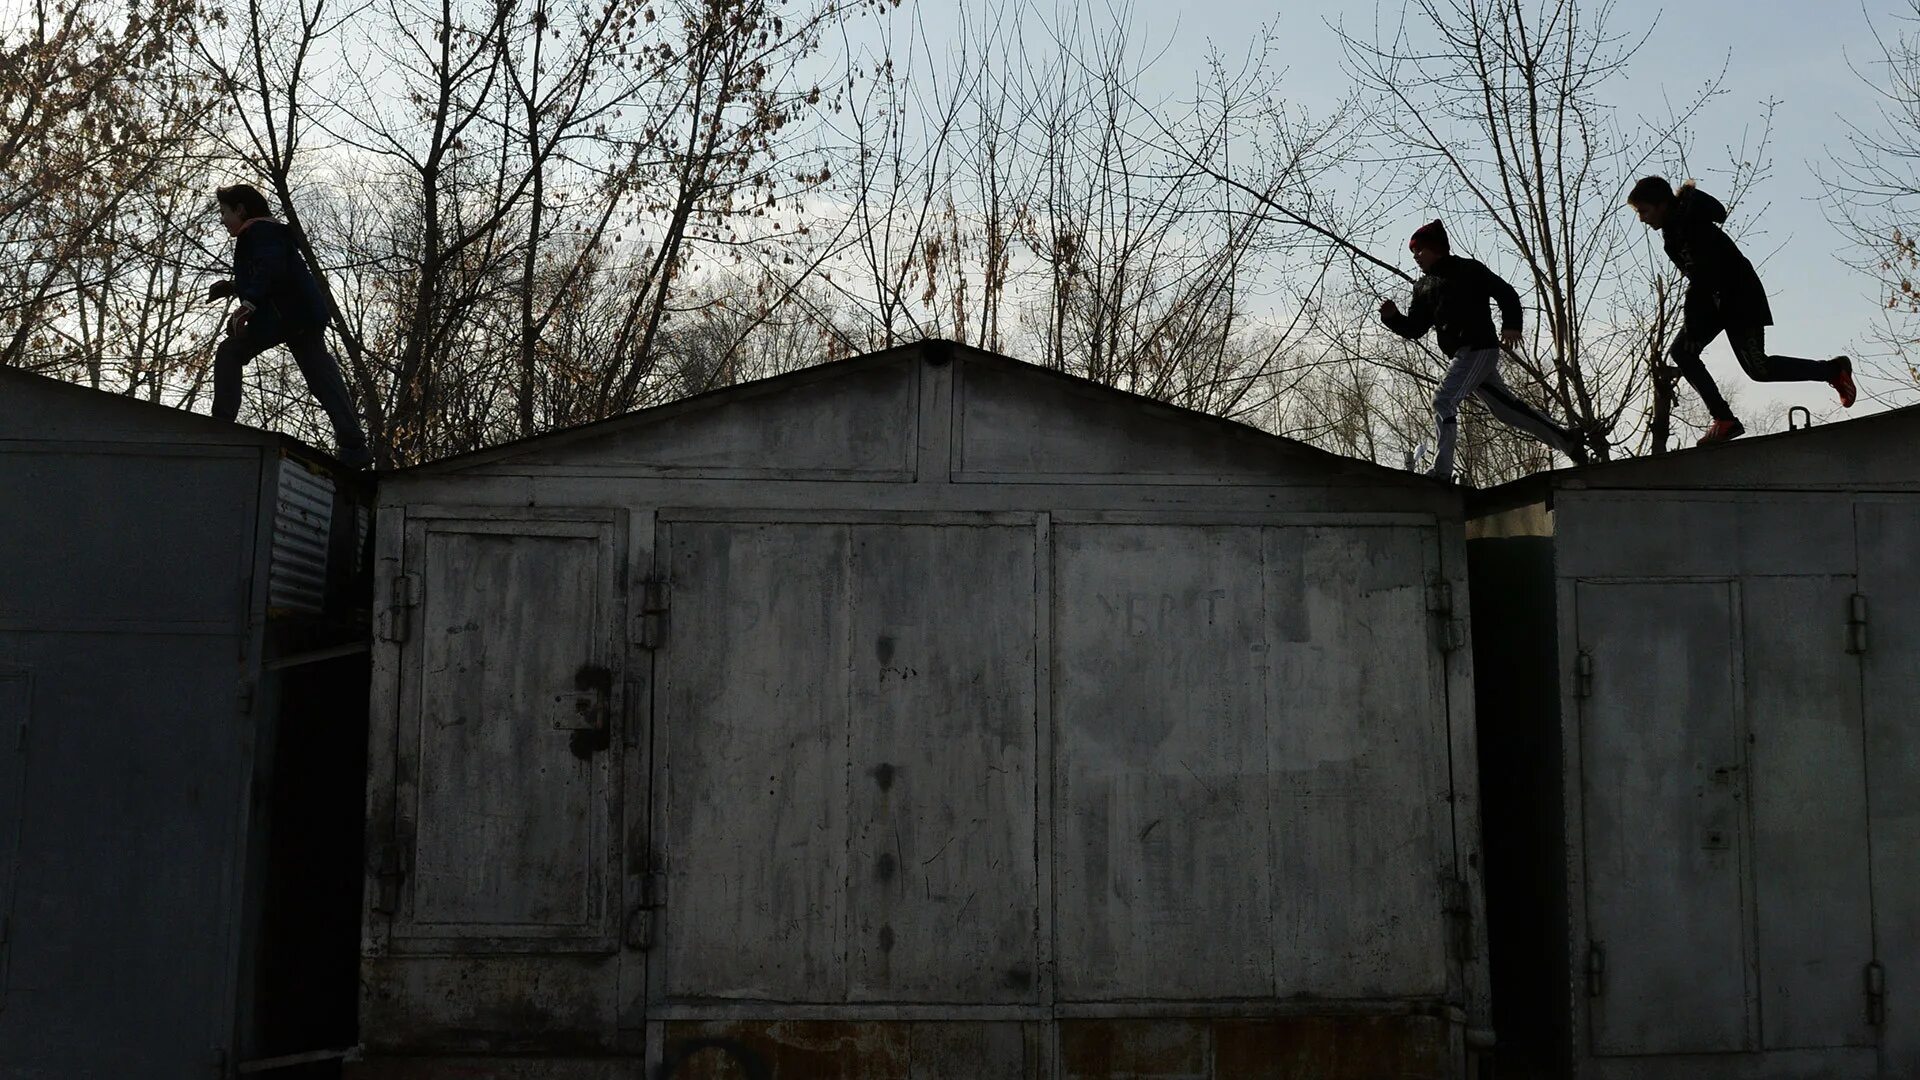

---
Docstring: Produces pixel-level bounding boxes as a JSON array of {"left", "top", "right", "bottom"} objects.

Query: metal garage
[
  {"left": 358, "top": 340, "right": 1488, "bottom": 1079},
  {"left": 0, "top": 368, "right": 373, "bottom": 1078},
  {"left": 1468, "top": 406, "right": 1920, "bottom": 1079}
]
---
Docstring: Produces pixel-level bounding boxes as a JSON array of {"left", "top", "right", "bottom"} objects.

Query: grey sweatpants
[{"left": 1431, "top": 346, "right": 1579, "bottom": 479}]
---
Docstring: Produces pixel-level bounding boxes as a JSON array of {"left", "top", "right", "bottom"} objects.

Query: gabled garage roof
[{"left": 397, "top": 339, "right": 1435, "bottom": 490}]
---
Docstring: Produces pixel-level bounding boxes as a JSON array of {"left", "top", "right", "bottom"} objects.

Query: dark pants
[
  {"left": 214, "top": 326, "right": 370, "bottom": 464},
  {"left": 1669, "top": 316, "right": 1837, "bottom": 423}
]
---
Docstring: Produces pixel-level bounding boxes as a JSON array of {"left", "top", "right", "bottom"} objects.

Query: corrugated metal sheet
[{"left": 270, "top": 457, "right": 336, "bottom": 614}]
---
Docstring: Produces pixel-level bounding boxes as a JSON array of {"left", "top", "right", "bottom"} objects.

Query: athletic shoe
[
  {"left": 1697, "top": 419, "right": 1745, "bottom": 446},
  {"left": 1830, "top": 355, "right": 1857, "bottom": 408}
]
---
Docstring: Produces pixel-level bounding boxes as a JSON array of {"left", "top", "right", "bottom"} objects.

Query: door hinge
[
  {"left": 625, "top": 869, "right": 669, "bottom": 950},
  {"left": 368, "top": 840, "right": 410, "bottom": 915},
  {"left": 636, "top": 578, "right": 670, "bottom": 651},
  {"left": 14, "top": 717, "right": 26, "bottom": 752},
  {"left": 237, "top": 679, "right": 255, "bottom": 716},
  {"left": 1847, "top": 593, "right": 1869, "bottom": 655},
  {"left": 1427, "top": 577, "right": 1464, "bottom": 653},
  {"left": 211, "top": 1047, "right": 228, "bottom": 1077},
  {"left": 1586, "top": 942, "right": 1606, "bottom": 997},
  {"left": 1443, "top": 876, "right": 1475, "bottom": 962},
  {"left": 1867, "top": 961, "right": 1886, "bottom": 1026},
  {"left": 377, "top": 574, "right": 419, "bottom": 643},
  {"left": 1575, "top": 650, "right": 1595, "bottom": 699}
]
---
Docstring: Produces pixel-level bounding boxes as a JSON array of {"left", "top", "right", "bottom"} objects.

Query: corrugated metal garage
[
  {"left": 1468, "top": 406, "right": 1920, "bottom": 1080},
  {"left": 356, "top": 340, "right": 1489, "bottom": 1079},
  {"left": 0, "top": 368, "right": 373, "bottom": 1078}
]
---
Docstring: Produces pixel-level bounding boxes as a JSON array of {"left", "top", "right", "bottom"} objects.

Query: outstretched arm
[{"left": 1381, "top": 283, "right": 1434, "bottom": 340}]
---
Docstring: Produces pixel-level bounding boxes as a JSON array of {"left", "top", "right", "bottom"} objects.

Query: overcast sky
[{"left": 929, "top": 0, "right": 1920, "bottom": 423}]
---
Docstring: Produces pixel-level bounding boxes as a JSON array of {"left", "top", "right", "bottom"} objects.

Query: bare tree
[
  {"left": 1821, "top": 0, "right": 1920, "bottom": 396},
  {"left": 1, "top": 0, "right": 213, "bottom": 376}
]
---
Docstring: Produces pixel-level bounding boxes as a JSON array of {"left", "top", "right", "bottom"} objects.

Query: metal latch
[{"left": 625, "top": 870, "right": 668, "bottom": 950}]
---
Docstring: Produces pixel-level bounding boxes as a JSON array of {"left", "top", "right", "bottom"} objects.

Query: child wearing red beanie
[{"left": 1380, "top": 219, "right": 1589, "bottom": 479}]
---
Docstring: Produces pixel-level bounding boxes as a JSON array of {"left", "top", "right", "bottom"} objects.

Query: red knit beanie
[{"left": 1410, "top": 219, "right": 1448, "bottom": 253}]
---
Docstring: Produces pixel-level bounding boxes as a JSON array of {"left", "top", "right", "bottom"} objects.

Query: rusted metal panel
[
  {"left": 345, "top": 1057, "right": 641, "bottom": 1079},
  {"left": 905, "top": 1021, "right": 1046, "bottom": 1078},
  {"left": 1058, "top": 1019, "right": 1208, "bottom": 1079},
  {"left": 1210, "top": 1015, "right": 1452, "bottom": 1079},
  {"left": 359, "top": 955, "right": 622, "bottom": 1054},
  {"left": 393, "top": 517, "right": 621, "bottom": 949},
  {"left": 1575, "top": 581, "right": 1755, "bottom": 1054},
  {"left": 846, "top": 524, "right": 1039, "bottom": 1003},
  {"left": 1266, "top": 527, "right": 1450, "bottom": 1000},
  {"left": 1053, "top": 525, "right": 1274, "bottom": 1000},
  {"left": 661, "top": 1020, "right": 910, "bottom": 1079},
  {"left": 1859, "top": 499, "right": 1920, "bottom": 1078},
  {"left": 1741, "top": 576, "right": 1874, "bottom": 1050}
]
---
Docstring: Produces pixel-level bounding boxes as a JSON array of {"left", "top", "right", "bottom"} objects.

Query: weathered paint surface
[
  {"left": 360, "top": 956, "right": 623, "bottom": 1053},
  {"left": 1860, "top": 499, "right": 1920, "bottom": 1078},
  {"left": 659, "top": 520, "right": 1039, "bottom": 1003},
  {"left": 1741, "top": 575, "right": 1874, "bottom": 1051},
  {"left": 1209, "top": 1016, "right": 1453, "bottom": 1079},
  {"left": 366, "top": 345, "right": 1480, "bottom": 1073},
  {"left": 1473, "top": 475, "right": 1920, "bottom": 1080},
  {"left": 346, "top": 1058, "right": 643, "bottom": 1079},
  {"left": 1576, "top": 580, "right": 1755, "bottom": 1055},
  {"left": 1054, "top": 525, "right": 1449, "bottom": 1001},
  {"left": 403, "top": 523, "right": 615, "bottom": 936}
]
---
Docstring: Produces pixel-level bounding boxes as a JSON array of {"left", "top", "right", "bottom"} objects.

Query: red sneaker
[
  {"left": 1697, "top": 418, "right": 1746, "bottom": 446},
  {"left": 1830, "top": 355, "right": 1857, "bottom": 408}
]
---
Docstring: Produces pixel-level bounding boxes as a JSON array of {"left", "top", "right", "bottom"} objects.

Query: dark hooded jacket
[
  {"left": 232, "top": 218, "right": 331, "bottom": 339},
  {"left": 1659, "top": 185, "right": 1773, "bottom": 327},
  {"left": 1381, "top": 254, "right": 1522, "bottom": 356}
]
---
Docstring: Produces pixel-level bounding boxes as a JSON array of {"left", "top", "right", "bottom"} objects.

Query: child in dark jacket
[
  {"left": 1380, "top": 219, "right": 1588, "bottom": 480},
  {"left": 207, "top": 183, "right": 372, "bottom": 467},
  {"left": 1628, "top": 176, "right": 1856, "bottom": 445}
]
